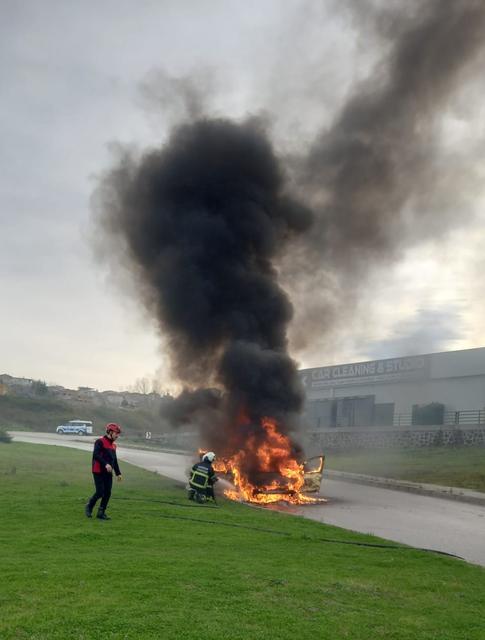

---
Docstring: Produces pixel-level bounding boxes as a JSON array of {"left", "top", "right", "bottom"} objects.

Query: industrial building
[{"left": 300, "top": 347, "right": 485, "bottom": 429}]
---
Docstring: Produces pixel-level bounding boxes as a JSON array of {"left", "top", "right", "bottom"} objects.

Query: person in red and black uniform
[{"left": 85, "top": 423, "right": 122, "bottom": 520}]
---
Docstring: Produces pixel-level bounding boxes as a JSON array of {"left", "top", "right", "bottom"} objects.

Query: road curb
[{"left": 325, "top": 469, "right": 485, "bottom": 506}]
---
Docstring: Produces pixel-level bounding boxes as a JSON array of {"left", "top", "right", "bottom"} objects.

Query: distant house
[
  {"left": 76, "top": 387, "right": 99, "bottom": 403},
  {"left": 49, "top": 385, "right": 101, "bottom": 404},
  {"left": 0, "top": 374, "right": 33, "bottom": 388},
  {"left": 50, "top": 387, "right": 76, "bottom": 402},
  {"left": 49, "top": 385, "right": 66, "bottom": 395},
  {"left": 101, "top": 391, "right": 125, "bottom": 408},
  {"left": 78, "top": 386, "right": 97, "bottom": 397},
  {"left": 0, "top": 374, "right": 34, "bottom": 397},
  {"left": 124, "top": 392, "right": 150, "bottom": 408}
]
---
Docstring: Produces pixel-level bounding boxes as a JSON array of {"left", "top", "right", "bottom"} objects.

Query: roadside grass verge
[
  {"left": 1, "top": 443, "right": 484, "bottom": 640},
  {"left": 325, "top": 446, "right": 485, "bottom": 492}
]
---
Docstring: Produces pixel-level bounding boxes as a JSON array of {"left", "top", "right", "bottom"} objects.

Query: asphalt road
[{"left": 11, "top": 431, "right": 485, "bottom": 567}]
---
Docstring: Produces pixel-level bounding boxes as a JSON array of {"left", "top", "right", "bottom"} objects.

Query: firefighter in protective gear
[
  {"left": 85, "top": 423, "right": 122, "bottom": 520},
  {"left": 189, "top": 452, "right": 218, "bottom": 502}
]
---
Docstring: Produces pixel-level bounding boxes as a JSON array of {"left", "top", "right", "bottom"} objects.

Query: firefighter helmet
[
  {"left": 106, "top": 423, "right": 122, "bottom": 434},
  {"left": 202, "top": 451, "right": 216, "bottom": 462}
]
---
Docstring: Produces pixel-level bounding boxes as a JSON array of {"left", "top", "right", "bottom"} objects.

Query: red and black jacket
[{"left": 92, "top": 435, "right": 121, "bottom": 475}]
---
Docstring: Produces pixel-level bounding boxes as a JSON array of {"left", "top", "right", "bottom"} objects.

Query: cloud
[{"left": 368, "top": 306, "right": 463, "bottom": 358}]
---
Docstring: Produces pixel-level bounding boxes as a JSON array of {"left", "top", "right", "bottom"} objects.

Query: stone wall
[
  {"left": 148, "top": 425, "right": 485, "bottom": 453},
  {"left": 304, "top": 424, "right": 485, "bottom": 452}
]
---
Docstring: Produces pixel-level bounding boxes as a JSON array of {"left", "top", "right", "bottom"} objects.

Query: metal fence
[{"left": 393, "top": 409, "right": 485, "bottom": 428}]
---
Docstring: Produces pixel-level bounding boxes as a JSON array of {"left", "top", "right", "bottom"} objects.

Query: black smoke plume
[
  {"left": 95, "top": 118, "right": 312, "bottom": 452},
  {"left": 284, "top": 0, "right": 485, "bottom": 353}
]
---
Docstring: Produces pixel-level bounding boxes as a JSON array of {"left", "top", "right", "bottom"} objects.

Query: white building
[{"left": 300, "top": 347, "right": 485, "bottom": 428}]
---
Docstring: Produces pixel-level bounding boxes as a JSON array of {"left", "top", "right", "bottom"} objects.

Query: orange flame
[{"left": 213, "top": 417, "right": 325, "bottom": 505}]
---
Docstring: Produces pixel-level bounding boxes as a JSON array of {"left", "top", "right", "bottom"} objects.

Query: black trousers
[
  {"left": 88, "top": 472, "right": 113, "bottom": 510},
  {"left": 189, "top": 483, "right": 215, "bottom": 499}
]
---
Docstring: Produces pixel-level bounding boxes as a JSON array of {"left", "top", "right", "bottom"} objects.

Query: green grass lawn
[
  {"left": 325, "top": 446, "right": 485, "bottom": 492},
  {"left": 1, "top": 443, "right": 484, "bottom": 640}
]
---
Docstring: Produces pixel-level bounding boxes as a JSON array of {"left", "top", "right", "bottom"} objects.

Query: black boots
[{"left": 85, "top": 503, "right": 111, "bottom": 520}]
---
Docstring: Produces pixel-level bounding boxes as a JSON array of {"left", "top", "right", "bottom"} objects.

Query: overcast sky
[{"left": 2, "top": 0, "right": 485, "bottom": 391}]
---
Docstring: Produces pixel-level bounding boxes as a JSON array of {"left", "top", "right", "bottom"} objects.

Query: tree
[
  {"left": 32, "top": 380, "right": 48, "bottom": 396},
  {"left": 132, "top": 377, "right": 150, "bottom": 394},
  {"left": 151, "top": 378, "right": 163, "bottom": 395}
]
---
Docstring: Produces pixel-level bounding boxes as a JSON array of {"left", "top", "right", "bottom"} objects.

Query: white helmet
[{"left": 203, "top": 451, "right": 216, "bottom": 462}]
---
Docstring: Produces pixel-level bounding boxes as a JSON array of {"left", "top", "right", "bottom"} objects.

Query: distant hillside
[{"left": 0, "top": 395, "right": 161, "bottom": 436}]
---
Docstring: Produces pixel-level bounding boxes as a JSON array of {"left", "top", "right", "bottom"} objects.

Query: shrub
[
  {"left": 0, "top": 427, "right": 12, "bottom": 443},
  {"left": 432, "top": 429, "right": 444, "bottom": 447},
  {"left": 449, "top": 427, "right": 464, "bottom": 447}
]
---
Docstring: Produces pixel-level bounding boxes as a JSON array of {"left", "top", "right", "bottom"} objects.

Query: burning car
[
  {"left": 206, "top": 453, "right": 324, "bottom": 497},
  {"left": 245, "top": 456, "right": 323, "bottom": 497},
  {"left": 199, "top": 418, "right": 326, "bottom": 505},
  {"left": 213, "top": 454, "right": 324, "bottom": 503}
]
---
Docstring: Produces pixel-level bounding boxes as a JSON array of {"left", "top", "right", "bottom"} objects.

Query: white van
[{"left": 56, "top": 420, "right": 93, "bottom": 435}]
